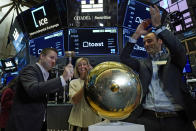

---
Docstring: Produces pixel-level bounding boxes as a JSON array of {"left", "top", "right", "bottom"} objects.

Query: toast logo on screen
[
  {"left": 31, "top": 6, "right": 48, "bottom": 28},
  {"left": 83, "top": 41, "right": 104, "bottom": 47},
  {"left": 81, "top": 0, "right": 103, "bottom": 13}
]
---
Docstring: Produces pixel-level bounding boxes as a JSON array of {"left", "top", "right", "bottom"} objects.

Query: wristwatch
[
  {"left": 155, "top": 25, "right": 162, "bottom": 29},
  {"left": 155, "top": 25, "right": 166, "bottom": 35}
]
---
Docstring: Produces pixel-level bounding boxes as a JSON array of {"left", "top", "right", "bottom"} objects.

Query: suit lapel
[
  {"left": 35, "top": 64, "right": 45, "bottom": 82},
  {"left": 144, "top": 58, "right": 152, "bottom": 74},
  {"left": 34, "top": 64, "right": 48, "bottom": 103}
]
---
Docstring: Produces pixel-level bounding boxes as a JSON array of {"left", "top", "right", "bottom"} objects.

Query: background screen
[
  {"left": 20, "top": 0, "right": 61, "bottom": 38},
  {"left": 123, "top": 0, "right": 166, "bottom": 30},
  {"left": 67, "top": 0, "right": 118, "bottom": 27},
  {"left": 29, "top": 30, "right": 65, "bottom": 57},
  {"left": 9, "top": 17, "right": 26, "bottom": 53},
  {"left": 68, "top": 27, "right": 119, "bottom": 55},
  {"left": 1, "top": 58, "right": 17, "bottom": 73}
]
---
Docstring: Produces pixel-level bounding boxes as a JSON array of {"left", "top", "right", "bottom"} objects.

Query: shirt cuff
[
  {"left": 60, "top": 75, "right": 67, "bottom": 87},
  {"left": 155, "top": 26, "right": 166, "bottom": 35},
  {"left": 128, "top": 37, "right": 137, "bottom": 43}
]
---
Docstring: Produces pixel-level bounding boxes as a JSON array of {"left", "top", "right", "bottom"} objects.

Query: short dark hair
[
  {"left": 40, "top": 48, "right": 58, "bottom": 57},
  {"left": 145, "top": 32, "right": 160, "bottom": 40}
]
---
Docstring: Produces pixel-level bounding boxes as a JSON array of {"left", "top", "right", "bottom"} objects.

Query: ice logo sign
[
  {"left": 31, "top": 6, "right": 48, "bottom": 28},
  {"left": 81, "top": 0, "right": 103, "bottom": 13}
]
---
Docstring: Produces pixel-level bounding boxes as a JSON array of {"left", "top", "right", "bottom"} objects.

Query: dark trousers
[
  {"left": 69, "top": 125, "right": 88, "bottom": 131},
  {"left": 134, "top": 110, "right": 195, "bottom": 131},
  {"left": 41, "top": 121, "right": 47, "bottom": 131}
]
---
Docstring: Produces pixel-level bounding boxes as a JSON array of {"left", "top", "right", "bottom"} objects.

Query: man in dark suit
[
  {"left": 120, "top": 5, "right": 196, "bottom": 131},
  {"left": 5, "top": 48, "right": 74, "bottom": 131}
]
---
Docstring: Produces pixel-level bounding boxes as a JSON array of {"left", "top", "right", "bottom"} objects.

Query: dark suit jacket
[
  {"left": 5, "top": 64, "right": 64, "bottom": 131},
  {"left": 120, "top": 29, "right": 196, "bottom": 122}
]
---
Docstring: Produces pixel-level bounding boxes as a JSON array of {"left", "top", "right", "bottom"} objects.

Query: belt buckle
[
  {"left": 155, "top": 112, "right": 164, "bottom": 118},
  {"left": 155, "top": 111, "right": 178, "bottom": 118}
]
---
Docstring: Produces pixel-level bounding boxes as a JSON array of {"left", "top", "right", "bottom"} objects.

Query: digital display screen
[
  {"left": 5, "top": 61, "right": 14, "bottom": 67},
  {"left": 29, "top": 30, "right": 65, "bottom": 57},
  {"left": 1, "top": 58, "right": 17, "bottom": 73},
  {"left": 9, "top": 17, "right": 26, "bottom": 53},
  {"left": 123, "top": 28, "right": 148, "bottom": 58},
  {"left": 123, "top": 0, "right": 166, "bottom": 30},
  {"left": 67, "top": 0, "right": 117, "bottom": 27},
  {"left": 20, "top": 0, "right": 61, "bottom": 38},
  {"left": 12, "top": 32, "right": 25, "bottom": 53},
  {"left": 68, "top": 27, "right": 119, "bottom": 55}
]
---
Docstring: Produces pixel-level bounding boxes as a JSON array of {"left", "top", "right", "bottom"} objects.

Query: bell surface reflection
[{"left": 84, "top": 61, "right": 142, "bottom": 120}]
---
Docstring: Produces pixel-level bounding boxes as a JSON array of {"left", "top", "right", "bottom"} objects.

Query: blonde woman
[{"left": 68, "top": 57, "right": 102, "bottom": 131}]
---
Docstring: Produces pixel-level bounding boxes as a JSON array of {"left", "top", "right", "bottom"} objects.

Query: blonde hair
[{"left": 74, "top": 57, "right": 90, "bottom": 78}]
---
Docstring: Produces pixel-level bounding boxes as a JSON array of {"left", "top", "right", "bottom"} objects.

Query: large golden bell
[{"left": 84, "top": 61, "right": 142, "bottom": 120}]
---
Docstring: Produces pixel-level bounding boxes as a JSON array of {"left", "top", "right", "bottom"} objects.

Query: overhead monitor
[
  {"left": 68, "top": 27, "right": 119, "bottom": 55},
  {"left": 20, "top": 0, "right": 61, "bottom": 38},
  {"left": 123, "top": 0, "right": 167, "bottom": 30},
  {"left": 29, "top": 30, "right": 65, "bottom": 57},
  {"left": 123, "top": 28, "right": 148, "bottom": 58},
  {"left": 9, "top": 17, "right": 26, "bottom": 53},
  {"left": 67, "top": 0, "right": 118, "bottom": 27},
  {"left": 1, "top": 58, "right": 17, "bottom": 73}
]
